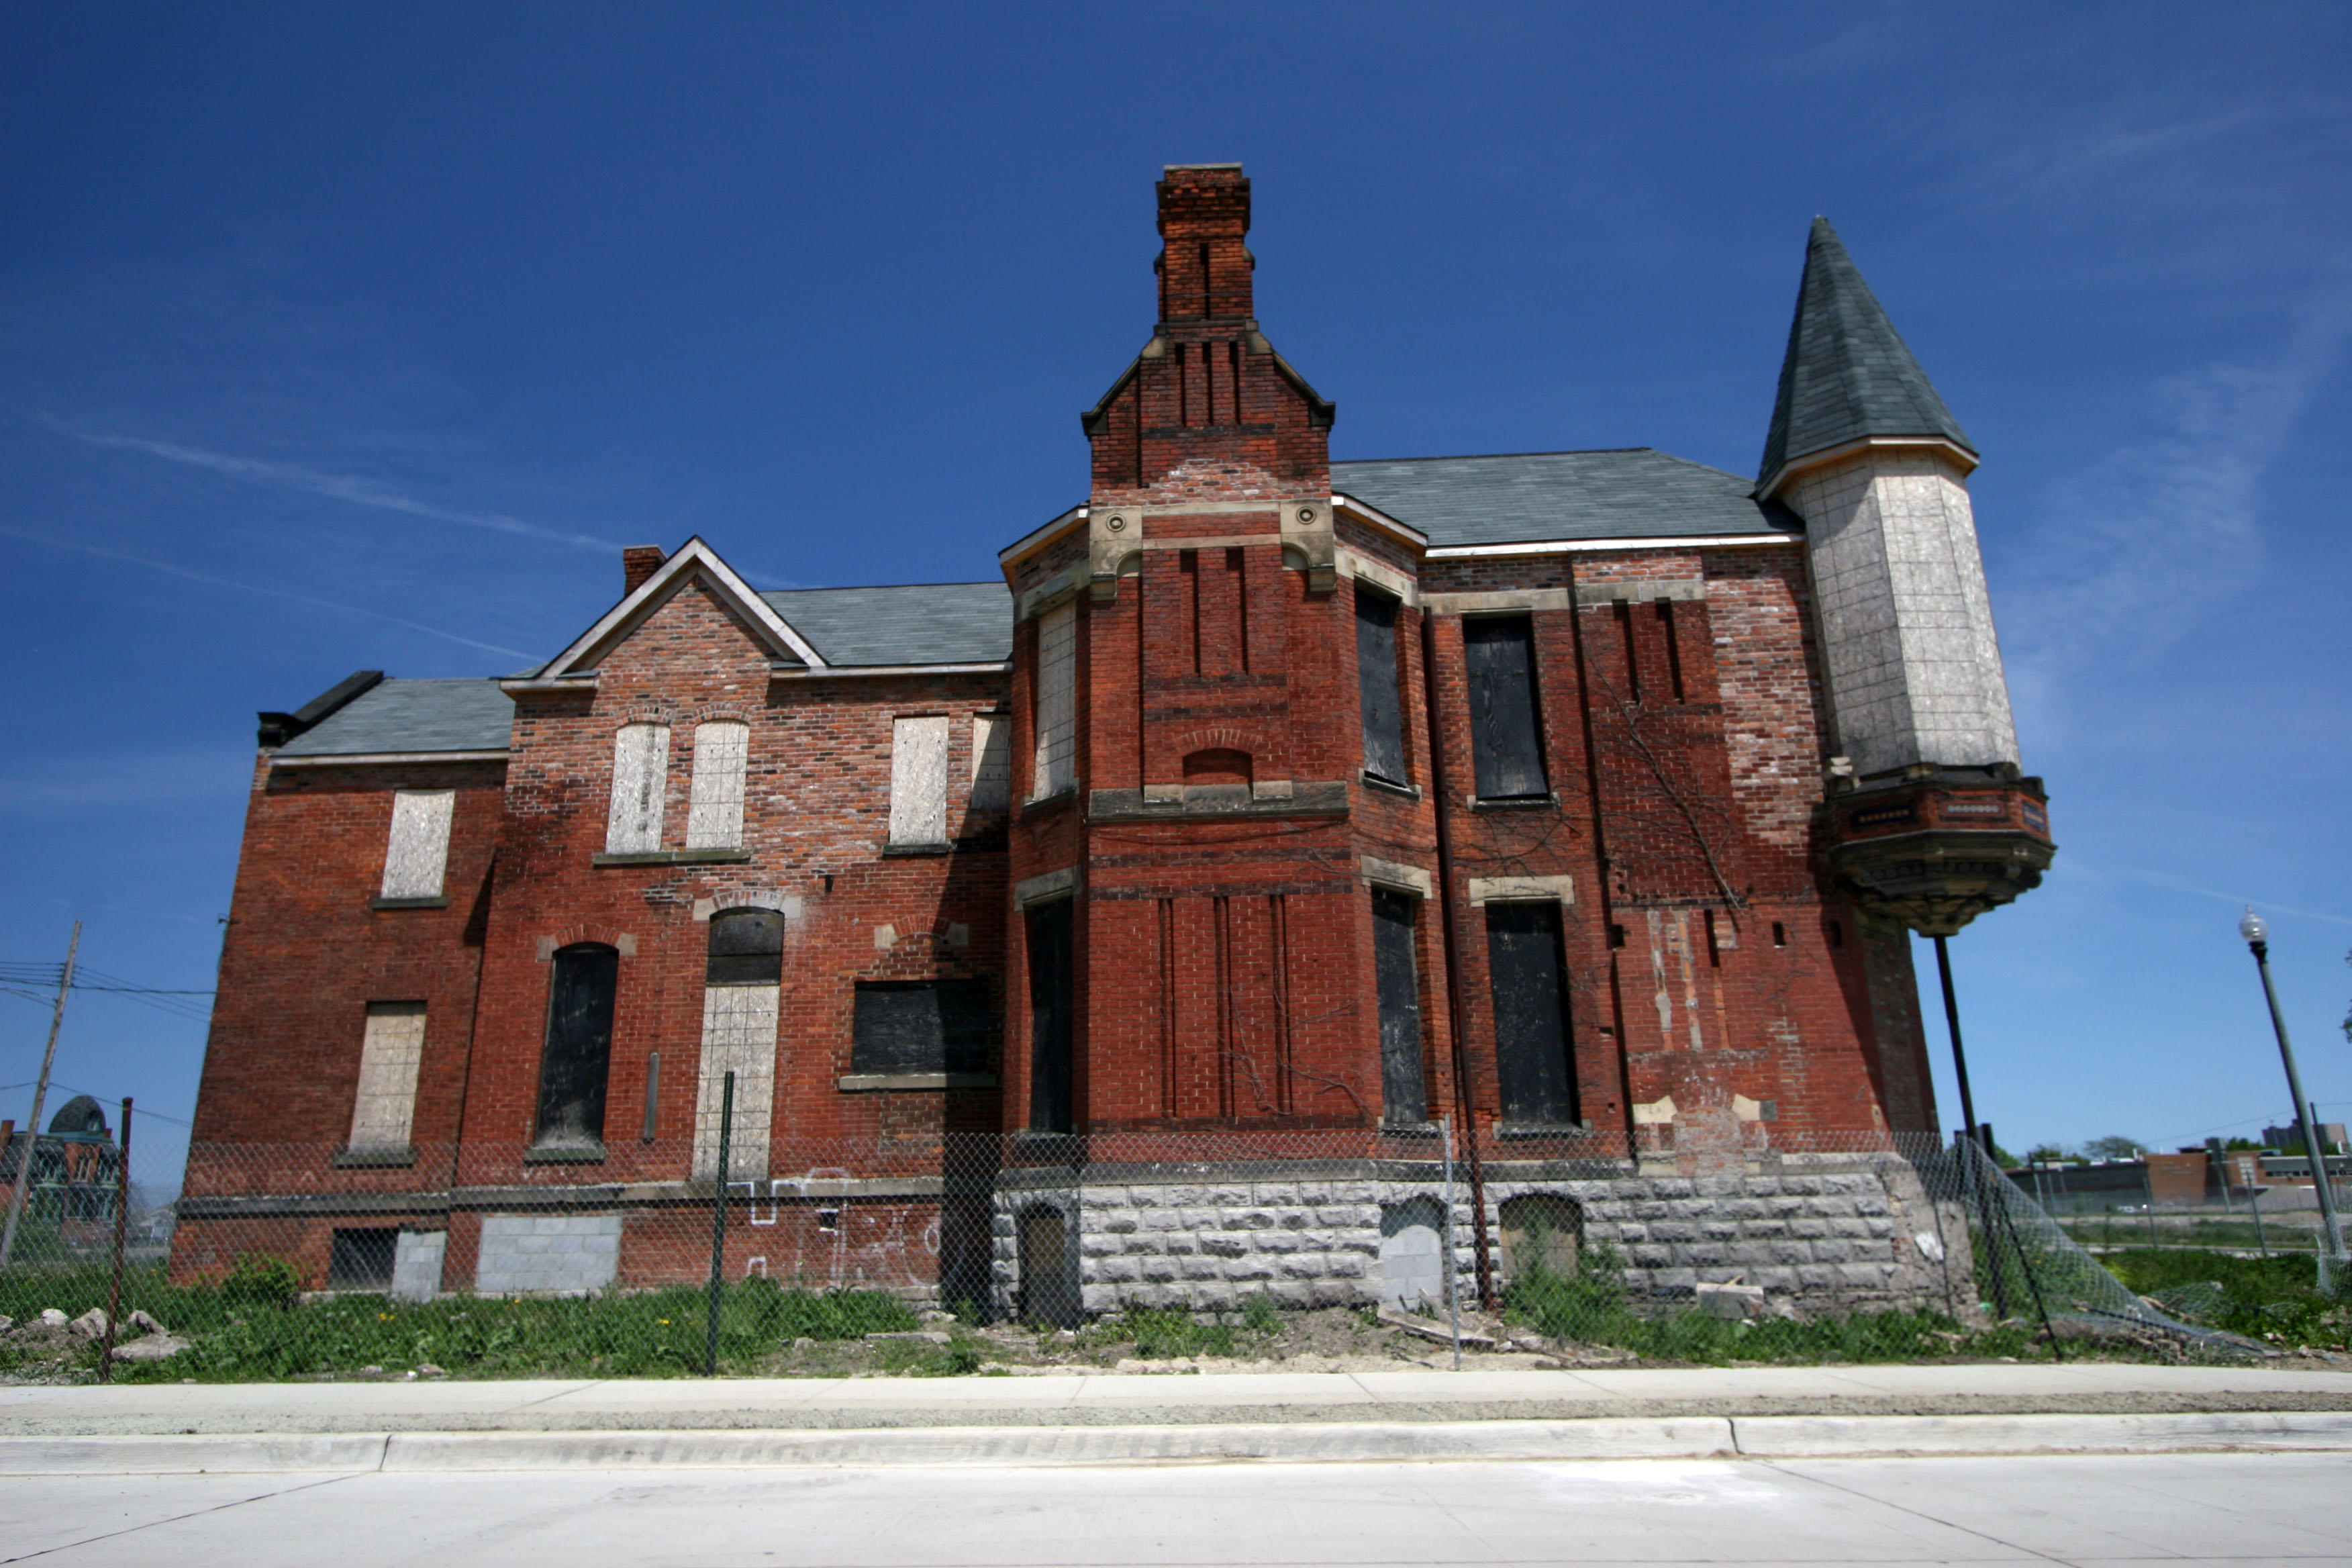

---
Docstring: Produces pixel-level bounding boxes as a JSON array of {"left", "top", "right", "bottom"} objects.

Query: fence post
[
  {"left": 2252, "top": 1194, "right": 2268, "bottom": 1257},
  {"left": 1440, "top": 1117, "right": 1461, "bottom": 1372},
  {"left": 705, "top": 1070, "right": 734, "bottom": 1377},
  {"left": 97, "top": 1098, "right": 131, "bottom": 1381}
]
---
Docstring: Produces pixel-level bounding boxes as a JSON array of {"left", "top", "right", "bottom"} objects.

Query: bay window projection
[
  {"left": 887, "top": 716, "right": 952, "bottom": 847},
  {"left": 969, "top": 712, "right": 1011, "bottom": 811},
  {"left": 685, "top": 721, "right": 749, "bottom": 850},
  {"left": 693, "top": 909, "right": 781, "bottom": 1180},
  {"left": 604, "top": 724, "right": 669, "bottom": 853},
  {"left": 379, "top": 791, "right": 455, "bottom": 899},
  {"left": 1030, "top": 602, "right": 1077, "bottom": 800},
  {"left": 347, "top": 1001, "right": 426, "bottom": 1154}
]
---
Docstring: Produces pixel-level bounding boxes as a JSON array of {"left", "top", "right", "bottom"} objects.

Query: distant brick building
[{"left": 180, "top": 167, "right": 2051, "bottom": 1316}]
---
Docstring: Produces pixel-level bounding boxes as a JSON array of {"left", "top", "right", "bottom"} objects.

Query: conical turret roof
[{"left": 1757, "top": 217, "right": 1971, "bottom": 493}]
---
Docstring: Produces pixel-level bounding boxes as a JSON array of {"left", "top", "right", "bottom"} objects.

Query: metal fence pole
[
  {"left": 1440, "top": 1116, "right": 1461, "bottom": 1371},
  {"left": 705, "top": 1071, "right": 734, "bottom": 1377},
  {"left": 97, "top": 1098, "right": 131, "bottom": 1381}
]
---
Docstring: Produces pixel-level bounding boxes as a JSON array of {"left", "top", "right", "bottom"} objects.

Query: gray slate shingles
[
  {"left": 1756, "top": 217, "right": 1971, "bottom": 487},
  {"left": 1332, "top": 448, "right": 1797, "bottom": 548},
  {"left": 761, "top": 583, "right": 1012, "bottom": 667},
  {"left": 274, "top": 678, "right": 516, "bottom": 757}
]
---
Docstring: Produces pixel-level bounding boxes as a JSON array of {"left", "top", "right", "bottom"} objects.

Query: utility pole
[
  {"left": 1, "top": 922, "right": 81, "bottom": 1268},
  {"left": 2239, "top": 908, "right": 2346, "bottom": 1285}
]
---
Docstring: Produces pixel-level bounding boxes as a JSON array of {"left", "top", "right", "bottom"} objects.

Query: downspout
[{"left": 1421, "top": 606, "right": 1496, "bottom": 1310}]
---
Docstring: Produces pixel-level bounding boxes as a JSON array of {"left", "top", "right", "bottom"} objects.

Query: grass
[
  {"left": 2098, "top": 1248, "right": 2351, "bottom": 1352},
  {"left": 1499, "top": 1240, "right": 2046, "bottom": 1365},
  {"left": 1, "top": 1259, "right": 918, "bottom": 1381}
]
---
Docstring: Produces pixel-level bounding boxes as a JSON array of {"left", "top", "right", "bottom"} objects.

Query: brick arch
[
  {"left": 679, "top": 707, "right": 754, "bottom": 728},
  {"left": 536, "top": 924, "right": 636, "bottom": 959}
]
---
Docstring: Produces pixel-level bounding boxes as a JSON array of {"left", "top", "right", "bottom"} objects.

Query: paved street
[{"left": 5, "top": 1452, "right": 2349, "bottom": 1567}]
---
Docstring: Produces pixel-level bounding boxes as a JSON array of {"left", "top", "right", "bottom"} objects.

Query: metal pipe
[
  {"left": 705, "top": 1071, "right": 734, "bottom": 1376},
  {"left": 99, "top": 1099, "right": 131, "bottom": 1381},
  {"left": 1934, "top": 936, "right": 2008, "bottom": 1318},
  {"left": 1420, "top": 607, "right": 1495, "bottom": 1310},
  {"left": 1, "top": 922, "right": 79, "bottom": 1268}
]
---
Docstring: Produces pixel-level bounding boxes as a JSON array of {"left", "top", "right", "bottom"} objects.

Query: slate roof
[
  {"left": 761, "top": 582, "right": 1014, "bottom": 667},
  {"left": 1332, "top": 448, "right": 1797, "bottom": 548},
  {"left": 1757, "top": 217, "right": 1971, "bottom": 488},
  {"left": 273, "top": 677, "right": 516, "bottom": 757}
]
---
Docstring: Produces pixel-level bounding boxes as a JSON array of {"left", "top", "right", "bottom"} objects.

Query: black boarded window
[
  {"left": 1371, "top": 889, "right": 1427, "bottom": 1124},
  {"left": 1026, "top": 899, "right": 1075, "bottom": 1133},
  {"left": 707, "top": 909, "right": 784, "bottom": 986},
  {"left": 1464, "top": 616, "right": 1548, "bottom": 799},
  {"left": 1355, "top": 586, "right": 1408, "bottom": 783},
  {"left": 1485, "top": 901, "right": 1577, "bottom": 1124},
  {"left": 536, "top": 942, "right": 618, "bottom": 1147},
  {"left": 852, "top": 980, "right": 992, "bottom": 1075},
  {"left": 328, "top": 1227, "right": 397, "bottom": 1290}
]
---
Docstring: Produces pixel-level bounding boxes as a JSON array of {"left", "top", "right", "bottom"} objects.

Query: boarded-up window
[
  {"left": 706, "top": 908, "right": 783, "bottom": 986},
  {"left": 1371, "top": 890, "right": 1426, "bottom": 1124},
  {"left": 970, "top": 713, "right": 1011, "bottom": 810},
  {"left": 536, "top": 943, "right": 618, "bottom": 1148},
  {"left": 1464, "top": 616, "right": 1547, "bottom": 799},
  {"left": 1356, "top": 587, "right": 1408, "bottom": 783},
  {"left": 348, "top": 1001, "right": 426, "bottom": 1152},
  {"left": 685, "top": 721, "right": 748, "bottom": 850},
  {"left": 1026, "top": 898, "right": 1075, "bottom": 1131},
  {"left": 380, "top": 790, "right": 455, "bottom": 899},
  {"left": 329, "top": 1228, "right": 399, "bottom": 1290},
  {"left": 1485, "top": 901, "right": 1577, "bottom": 1124},
  {"left": 605, "top": 724, "right": 669, "bottom": 853},
  {"left": 889, "top": 716, "right": 951, "bottom": 846},
  {"left": 852, "top": 980, "right": 991, "bottom": 1075},
  {"left": 1498, "top": 1193, "right": 1583, "bottom": 1287},
  {"left": 1030, "top": 601, "right": 1077, "bottom": 800}
]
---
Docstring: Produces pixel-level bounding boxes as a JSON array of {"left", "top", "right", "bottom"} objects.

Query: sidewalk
[{"left": 5, "top": 1365, "right": 2350, "bottom": 1471}]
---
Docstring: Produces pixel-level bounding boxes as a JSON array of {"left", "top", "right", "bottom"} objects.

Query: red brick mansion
[{"left": 180, "top": 167, "right": 2051, "bottom": 1316}]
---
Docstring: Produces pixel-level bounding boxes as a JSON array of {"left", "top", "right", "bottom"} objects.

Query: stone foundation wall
[{"left": 991, "top": 1155, "right": 1970, "bottom": 1320}]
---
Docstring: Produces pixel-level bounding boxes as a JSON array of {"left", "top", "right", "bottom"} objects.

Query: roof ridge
[
  {"left": 1336, "top": 446, "right": 1661, "bottom": 465},
  {"left": 762, "top": 581, "right": 1006, "bottom": 595}
]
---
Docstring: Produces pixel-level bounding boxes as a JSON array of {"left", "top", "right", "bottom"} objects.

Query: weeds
[{"left": 2100, "top": 1248, "right": 2352, "bottom": 1351}]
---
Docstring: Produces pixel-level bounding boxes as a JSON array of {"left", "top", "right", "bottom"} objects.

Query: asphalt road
[{"left": 3, "top": 1452, "right": 2347, "bottom": 1567}]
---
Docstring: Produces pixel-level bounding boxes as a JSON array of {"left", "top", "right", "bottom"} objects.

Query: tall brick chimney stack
[
  {"left": 1155, "top": 164, "right": 1253, "bottom": 323},
  {"left": 622, "top": 545, "right": 667, "bottom": 595}
]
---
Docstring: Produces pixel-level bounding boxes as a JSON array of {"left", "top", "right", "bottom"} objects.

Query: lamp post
[{"left": 2239, "top": 907, "right": 2346, "bottom": 1284}]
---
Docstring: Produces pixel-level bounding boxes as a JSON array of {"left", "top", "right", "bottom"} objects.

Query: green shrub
[
  {"left": 220, "top": 1254, "right": 301, "bottom": 1312},
  {"left": 1240, "top": 1291, "right": 1281, "bottom": 1336}
]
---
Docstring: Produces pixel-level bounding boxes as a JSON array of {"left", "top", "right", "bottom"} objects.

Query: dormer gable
[{"left": 506, "top": 537, "right": 827, "bottom": 691}]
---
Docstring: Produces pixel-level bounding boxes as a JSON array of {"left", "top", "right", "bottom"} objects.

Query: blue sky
[{"left": 3, "top": 3, "right": 2347, "bottom": 1186}]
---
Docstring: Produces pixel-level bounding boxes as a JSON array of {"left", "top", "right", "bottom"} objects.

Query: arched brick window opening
[{"left": 1498, "top": 1193, "right": 1584, "bottom": 1293}]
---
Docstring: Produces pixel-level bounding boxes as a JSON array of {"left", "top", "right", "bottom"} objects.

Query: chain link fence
[{"left": 0, "top": 1104, "right": 2290, "bottom": 1381}]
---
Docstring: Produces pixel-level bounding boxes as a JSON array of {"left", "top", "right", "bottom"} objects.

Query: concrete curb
[{"left": 4, "top": 1411, "right": 2350, "bottom": 1473}]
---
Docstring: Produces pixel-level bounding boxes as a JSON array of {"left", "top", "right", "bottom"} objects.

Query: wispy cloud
[
  {"left": 2005, "top": 299, "right": 2352, "bottom": 683},
  {"left": 2067, "top": 854, "right": 2352, "bottom": 930},
  {"left": 0, "top": 525, "right": 536, "bottom": 660},
  {"left": 34, "top": 418, "right": 621, "bottom": 554},
  {"left": 0, "top": 746, "right": 252, "bottom": 810}
]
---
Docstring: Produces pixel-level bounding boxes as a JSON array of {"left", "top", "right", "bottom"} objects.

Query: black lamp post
[{"left": 2239, "top": 907, "right": 2346, "bottom": 1283}]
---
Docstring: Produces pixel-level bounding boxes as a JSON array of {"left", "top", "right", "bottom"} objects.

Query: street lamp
[{"left": 2239, "top": 907, "right": 2347, "bottom": 1285}]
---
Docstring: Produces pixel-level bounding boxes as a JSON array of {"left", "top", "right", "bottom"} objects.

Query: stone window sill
[
  {"left": 371, "top": 896, "right": 448, "bottom": 911},
  {"left": 837, "top": 1072, "right": 999, "bottom": 1092},
  {"left": 524, "top": 1141, "right": 609, "bottom": 1164},
  {"left": 1379, "top": 1121, "right": 1442, "bottom": 1138},
  {"left": 1471, "top": 794, "right": 1559, "bottom": 812},
  {"left": 1361, "top": 773, "right": 1421, "bottom": 801},
  {"left": 332, "top": 1144, "right": 417, "bottom": 1168},
  {"left": 1497, "top": 1120, "right": 1596, "bottom": 1138},
  {"left": 592, "top": 848, "right": 753, "bottom": 867},
  {"left": 880, "top": 842, "right": 953, "bottom": 858}
]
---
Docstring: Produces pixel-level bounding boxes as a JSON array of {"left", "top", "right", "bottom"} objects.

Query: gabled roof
[
  {"left": 1757, "top": 217, "right": 1972, "bottom": 493},
  {"left": 759, "top": 583, "right": 1012, "bottom": 667},
  {"left": 528, "top": 536, "right": 826, "bottom": 681},
  {"left": 273, "top": 678, "right": 515, "bottom": 758},
  {"left": 1332, "top": 448, "right": 1797, "bottom": 549}
]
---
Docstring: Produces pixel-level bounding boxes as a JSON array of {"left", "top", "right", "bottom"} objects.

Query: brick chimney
[
  {"left": 1155, "top": 164, "right": 1253, "bottom": 323},
  {"left": 623, "top": 545, "right": 667, "bottom": 595}
]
